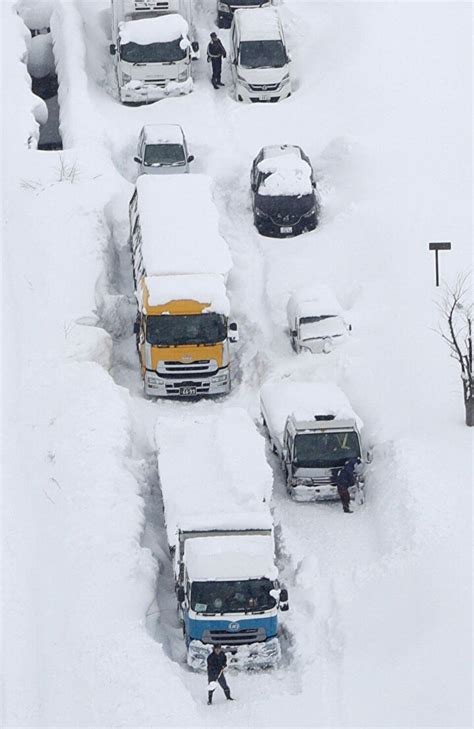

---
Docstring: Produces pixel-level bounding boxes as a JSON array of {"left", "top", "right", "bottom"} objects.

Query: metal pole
[{"left": 435, "top": 249, "right": 439, "bottom": 287}]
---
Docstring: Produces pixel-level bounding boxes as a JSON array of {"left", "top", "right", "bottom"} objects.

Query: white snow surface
[
  {"left": 135, "top": 174, "right": 232, "bottom": 277},
  {"left": 234, "top": 6, "right": 282, "bottom": 41},
  {"left": 145, "top": 273, "right": 230, "bottom": 315},
  {"left": 155, "top": 408, "right": 273, "bottom": 549},
  {"left": 184, "top": 534, "right": 277, "bottom": 581},
  {"left": 258, "top": 153, "right": 313, "bottom": 196},
  {"left": 119, "top": 14, "right": 189, "bottom": 45},
  {"left": 261, "top": 381, "right": 363, "bottom": 441},
  {"left": 141, "top": 123, "right": 185, "bottom": 144},
  {"left": 287, "top": 284, "right": 345, "bottom": 322},
  {"left": 27, "top": 32, "right": 55, "bottom": 78}
]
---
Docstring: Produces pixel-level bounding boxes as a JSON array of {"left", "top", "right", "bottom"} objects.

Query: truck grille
[
  {"left": 158, "top": 360, "right": 217, "bottom": 376},
  {"left": 144, "top": 78, "right": 168, "bottom": 87},
  {"left": 202, "top": 628, "right": 266, "bottom": 645}
]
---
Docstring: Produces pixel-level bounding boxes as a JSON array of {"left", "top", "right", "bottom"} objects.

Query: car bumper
[
  {"left": 120, "top": 77, "right": 193, "bottom": 104},
  {"left": 255, "top": 213, "right": 317, "bottom": 238},
  {"left": 144, "top": 367, "right": 230, "bottom": 398},
  {"left": 236, "top": 80, "right": 291, "bottom": 104},
  {"left": 187, "top": 637, "right": 280, "bottom": 671}
]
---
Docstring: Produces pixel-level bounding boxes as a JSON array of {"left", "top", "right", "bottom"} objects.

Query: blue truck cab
[{"left": 175, "top": 531, "right": 289, "bottom": 670}]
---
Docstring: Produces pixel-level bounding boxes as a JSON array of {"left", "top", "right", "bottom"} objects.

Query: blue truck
[{"left": 155, "top": 407, "right": 289, "bottom": 670}]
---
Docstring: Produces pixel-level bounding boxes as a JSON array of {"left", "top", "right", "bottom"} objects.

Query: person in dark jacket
[
  {"left": 334, "top": 457, "right": 360, "bottom": 513},
  {"left": 207, "top": 645, "right": 233, "bottom": 704},
  {"left": 207, "top": 32, "right": 227, "bottom": 89}
]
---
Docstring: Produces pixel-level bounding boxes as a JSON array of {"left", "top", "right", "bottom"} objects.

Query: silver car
[{"left": 134, "top": 124, "right": 194, "bottom": 175}]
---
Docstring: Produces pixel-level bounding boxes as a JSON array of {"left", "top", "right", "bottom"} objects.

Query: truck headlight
[
  {"left": 212, "top": 372, "right": 228, "bottom": 383},
  {"left": 178, "top": 69, "right": 188, "bottom": 81},
  {"left": 295, "top": 477, "right": 313, "bottom": 486},
  {"left": 121, "top": 73, "right": 132, "bottom": 83}
]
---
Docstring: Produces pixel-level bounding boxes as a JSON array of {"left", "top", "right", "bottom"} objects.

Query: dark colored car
[
  {"left": 250, "top": 145, "right": 319, "bottom": 238},
  {"left": 217, "top": 0, "right": 272, "bottom": 29}
]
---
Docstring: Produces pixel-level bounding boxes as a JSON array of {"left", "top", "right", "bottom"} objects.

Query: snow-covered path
[{"left": 2, "top": 0, "right": 471, "bottom": 726}]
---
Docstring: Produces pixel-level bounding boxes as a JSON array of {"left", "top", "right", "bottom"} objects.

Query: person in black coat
[
  {"left": 334, "top": 457, "right": 360, "bottom": 513},
  {"left": 207, "top": 645, "right": 233, "bottom": 704},
  {"left": 207, "top": 32, "right": 227, "bottom": 89}
]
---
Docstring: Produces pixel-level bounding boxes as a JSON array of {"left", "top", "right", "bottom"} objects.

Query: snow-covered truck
[
  {"left": 287, "top": 285, "right": 351, "bottom": 354},
  {"left": 261, "top": 381, "right": 366, "bottom": 501},
  {"left": 155, "top": 408, "right": 289, "bottom": 670},
  {"left": 110, "top": 0, "right": 199, "bottom": 104},
  {"left": 129, "top": 174, "right": 239, "bottom": 398}
]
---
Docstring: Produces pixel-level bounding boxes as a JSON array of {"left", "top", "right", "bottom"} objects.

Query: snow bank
[
  {"left": 142, "top": 123, "right": 185, "bottom": 144},
  {"left": 155, "top": 408, "right": 273, "bottom": 548},
  {"left": 119, "top": 14, "right": 189, "bottom": 45},
  {"left": 258, "top": 153, "right": 313, "bottom": 196},
  {"left": 27, "top": 32, "right": 55, "bottom": 78},
  {"left": 261, "top": 381, "right": 363, "bottom": 441},
  {"left": 135, "top": 174, "right": 232, "bottom": 277},
  {"left": 17, "top": 0, "right": 54, "bottom": 31},
  {"left": 235, "top": 6, "right": 282, "bottom": 40},
  {"left": 145, "top": 273, "right": 230, "bottom": 315},
  {"left": 185, "top": 534, "right": 277, "bottom": 581},
  {"left": 1, "top": 3, "right": 47, "bottom": 149}
]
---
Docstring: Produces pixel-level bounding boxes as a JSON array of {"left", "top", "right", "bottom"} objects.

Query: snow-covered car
[
  {"left": 217, "top": 0, "right": 272, "bottom": 29},
  {"left": 287, "top": 285, "right": 351, "bottom": 353},
  {"left": 251, "top": 145, "right": 319, "bottom": 237},
  {"left": 134, "top": 124, "right": 194, "bottom": 175},
  {"left": 230, "top": 7, "right": 291, "bottom": 103}
]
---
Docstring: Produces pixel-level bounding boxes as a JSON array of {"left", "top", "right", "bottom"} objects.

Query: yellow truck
[{"left": 129, "top": 174, "right": 238, "bottom": 398}]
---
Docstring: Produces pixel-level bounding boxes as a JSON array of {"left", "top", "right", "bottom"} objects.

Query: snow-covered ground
[{"left": 2, "top": 0, "right": 472, "bottom": 727}]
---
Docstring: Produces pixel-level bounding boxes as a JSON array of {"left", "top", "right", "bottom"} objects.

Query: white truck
[
  {"left": 110, "top": 0, "right": 199, "bottom": 104},
  {"left": 260, "top": 380, "right": 367, "bottom": 502},
  {"left": 155, "top": 407, "right": 289, "bottom": 670},
  {"left": 287, "top": 285, "right": 351, "bottom": 354}
]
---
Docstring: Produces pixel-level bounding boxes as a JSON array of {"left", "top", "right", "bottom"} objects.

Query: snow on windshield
[{"left": 258, "top": 154, "right": 313, "bottom": 196}]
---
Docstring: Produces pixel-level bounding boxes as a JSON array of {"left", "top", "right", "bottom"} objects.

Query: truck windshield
[
  {"left": 294, "top": 431, "right": 361, "bottom": 468},
  {"left": 146, "top": 313, "right": 227, "bottom": 346},
  {"left": 191, "top": 578, "right": 276, "bottom": 614},
  {"left": 120, "top": 38, "right": 187, "bottom": 64},
  {"left": 144, "top": 144, "right": 186, "bottom": 166},
  {"left": 256, "top": 193, "right": 314, "bottom": 217},
  {"left": 240, "top": 40, "right": 286, "bottom": 69}
]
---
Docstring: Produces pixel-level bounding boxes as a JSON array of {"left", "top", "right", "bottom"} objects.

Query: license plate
[
  {"left": 180, "top": 386, "right": 196, "bottom": 396},
  {"left": 280, "top": 226, "right": 292, "bottom": 233}
]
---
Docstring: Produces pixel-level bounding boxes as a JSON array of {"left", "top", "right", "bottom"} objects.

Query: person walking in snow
[
  {"left": 334, "top": 457, "right": 361, "bottom": 513},
  {"left": 207, "top": 32, "right": 226, "bottom": 89},
  {"left": 207, "top": 645, "right": 234, "bottom": 704}
]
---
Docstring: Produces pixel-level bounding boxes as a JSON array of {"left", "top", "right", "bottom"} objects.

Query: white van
[
  {"left": 230, "top": 7, "right": 291, "bottom": 103},
  {"left": 134, "top": 124, "right": 194, "bottom": 175}
]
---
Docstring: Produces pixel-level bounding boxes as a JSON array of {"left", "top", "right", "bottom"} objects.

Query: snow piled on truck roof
[
  {"left": 135, "top": 174, "right": 232, "bottom": 277},
  {"left": 144, "top": 274, "right": 230, "bottom": 315},
  {"left": 155, "top": 408, "right": 273, "bottom": 548},
  {"left": 119, "top": 14, "right": 189, "bottom": 45},
  {"left": 185, "top": 534, "right": 277, "bottom": 581},
  {"left": 261, "top": 381, "right": 363, "bottom": 440},
  {"left": 287, "top": 285, "right": 345, "bottom": 322},
  {"left": 234, "top": 6, "right": 282, "bottom": 41},
  {"left": 257, "top": 154, "right": 313, "bottom": 197}
]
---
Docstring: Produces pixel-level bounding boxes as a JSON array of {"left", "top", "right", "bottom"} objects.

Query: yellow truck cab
[{"left": 129, "top": 175, "right": 237, "bottom": 398}]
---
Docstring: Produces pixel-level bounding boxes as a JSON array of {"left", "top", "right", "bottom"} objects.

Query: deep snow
[{"left": 2, "top": 0, "right": 472, "bottom": 727}]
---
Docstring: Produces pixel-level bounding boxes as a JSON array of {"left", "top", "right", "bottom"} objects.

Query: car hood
[{"left": 238, "top": 66, "right": 288, "bottom": 84}]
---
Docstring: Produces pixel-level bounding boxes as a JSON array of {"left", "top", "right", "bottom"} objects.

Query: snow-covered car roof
[
  {"left": 141, "top": 124, "right": 185, "bottom": 145},
  {"left": 141, "top": 273, "right": 230, "bottom": 315},
  {"left": 118, "top": 14, "right": 189, "bottom": 45},
  {"left": 184, "top": 534, "right": 277, "bottom": 581},
  {"left": 260, "top": 381, "right": 363, "bottom": 440},
  {"left": 257, "top": 152, "right": 313, "bottom": 197},
  {"left": 155, "top": 408, "right": 273, "bottom": 549},
  {"left": 134, "top": 174, "right": 232, "bottom": 278},
  {"left": 287, "top": 285, "right": 345, "bottom": 323},
  {"left": 233, "top": 6, "right": 283, "bottom": 41},
  {"left": 262, "top": 144, "right": 302, "bottom": 160}
]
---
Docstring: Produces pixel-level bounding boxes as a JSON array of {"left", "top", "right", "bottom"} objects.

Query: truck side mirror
[
  {"left": 176, "top": 586, "right": 185, "bottom": 603},
  {"left": 134, "top": 156, "right": 142, "bottom": 164},
  {"left": 282, "top": 448, "right": 289, "bottom": 462},
  {"left": 191, "top": 41, "right": 199, "bottom": 53},
  {"left": 366, "top": 449, "right": 373, "bottom": 464},
  {"left": 279, "top": 588, "right": 289, "bottom": 611},
  {"left": 291, "top": 330, "right": 297, "bottom": 338},
  {"left": 229, "top": 322, "right": 239, "bottom": 343},
  {"left": 133, "top": 320, "right": 140, "bottom": 335},
  {"left": 251, "top": 182, "right": 256, "bottom": 192},
  {"left": 109, "top": 44, "right": 116, "bottom": 56},
  {"left": 187, "top": 154, "right": 195, "bottom": 163}
]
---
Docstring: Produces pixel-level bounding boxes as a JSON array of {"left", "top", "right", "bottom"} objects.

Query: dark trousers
[
  {"left": 337, "top": 484, "right": 351, "bottom": 512},
  {"left": 208, "top": 673, "right": 230, "bottom": 702},
  {"left": 211, "top": 57, "right": 222, "bottom": 85}
]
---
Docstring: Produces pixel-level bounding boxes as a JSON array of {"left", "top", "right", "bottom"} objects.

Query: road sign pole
[{"left": 429, "top": 242, "right": 452, "bottom": 286}]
